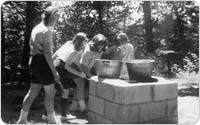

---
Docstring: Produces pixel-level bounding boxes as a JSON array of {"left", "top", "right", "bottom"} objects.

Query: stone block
[
  {"left": 89, "top": 80, "right": 97, "bottom": 96},
  {"left": 139, "top": 101, "right": 166, "bottom": 123},
  {"left": 154, "top": 83, "right": 177, "bottom": 101},
  {"left": 88, "top": 95, "right": 104, "bottom": 116},
  {"left": 151, "top": 117, "right": 178, "bottom": 124},
  {"left": 96, "top": 83, "right": 114, "bottom": 101},
  {"left": 95, "top": 114, "right": 113, "bottom": 124},
  {"left": 124, "top": 85, "right": 153, "bottom": 104},
  {"left": 88, "top": 111, "right": 96, "bottom": 124},
  {"left": 104, "top": 101, "right": 122, "bottom": 122},
  {"left": 119, "top": 105, "right": 140, "bottom": 124},
  {"left": 113, "top": 86, "right": 125, "bottom": 104},
  {"left": 166, "top": 99, "right": 178, "bottom": 117},
  {"left": 104, "top": 101, "right": 140, "bottom": 123}
]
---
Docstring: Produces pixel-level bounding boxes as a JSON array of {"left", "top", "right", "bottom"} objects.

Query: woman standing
[
  {"left": 117, "top": 33, "right": 135, "bottom": 79},
  {"left": 17, "top": 6, "right": 60, "bottom": 124}
]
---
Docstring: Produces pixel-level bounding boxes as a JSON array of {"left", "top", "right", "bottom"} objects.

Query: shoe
[{"left": 60, "top": 113, "right": 76, "bottom": 120}]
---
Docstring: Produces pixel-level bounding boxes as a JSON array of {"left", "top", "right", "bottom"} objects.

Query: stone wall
[{"left": 88, "top": 76, "right": 178, "bottom": 124}]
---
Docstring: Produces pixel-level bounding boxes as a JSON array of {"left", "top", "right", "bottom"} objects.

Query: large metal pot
[
  {"left": 95, "top": 59, "right": 122, "bottom": 79},
  {"left": 126, "top": 59, "right": 156, "bottom": 81}
]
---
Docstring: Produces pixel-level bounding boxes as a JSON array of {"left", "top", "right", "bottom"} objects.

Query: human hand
[
  {"left": 54, "top": 72, "right": 60, "bottom": 83},
  {"left": 87, "top": 73, "right": 93, "bottom": 78},
  {"left": 80, "top": 72, "right": 86, "bottom": 78}
]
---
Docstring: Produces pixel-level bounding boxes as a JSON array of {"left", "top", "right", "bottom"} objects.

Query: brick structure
[{"left": 88, "top": 76, "right": 178, "bottom": 124}]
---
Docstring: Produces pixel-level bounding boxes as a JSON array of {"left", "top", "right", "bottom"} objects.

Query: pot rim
[
  {"left": 96, "top": 59, "right": 123, "bottom": 62},
  {"left": 126, "top": 59, "right": 155, "bottom": 63}
]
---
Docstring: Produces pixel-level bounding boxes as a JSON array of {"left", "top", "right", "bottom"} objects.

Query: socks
[
  {"left": 79, "top": 100, "right": 87, "bottom": 112},
  {"left": 47, "top": 111, "right": 57, "bottom": 124},
  {"left": 60, "top": 98, "right": 68, "bottom": 116},
  {"left": 16, "top": 109, "right": 28, "bottom": 124}
]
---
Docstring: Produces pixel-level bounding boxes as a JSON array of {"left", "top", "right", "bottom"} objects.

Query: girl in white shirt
[{"left": 53, "top": 32, "right": 87, "bottom": 119}]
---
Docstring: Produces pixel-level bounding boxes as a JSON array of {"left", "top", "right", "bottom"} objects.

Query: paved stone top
[{"left": 90, "top": 76, "right": 177, "bottom": 87}]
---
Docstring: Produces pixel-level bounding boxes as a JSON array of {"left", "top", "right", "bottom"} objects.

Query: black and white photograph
[{"left": 1, "top": 0, "right": 199, "bottom": 124}]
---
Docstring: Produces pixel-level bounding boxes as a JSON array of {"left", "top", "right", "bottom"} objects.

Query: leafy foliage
[{"left": 1, "top": 1, "right": 199, "bottom": 83}]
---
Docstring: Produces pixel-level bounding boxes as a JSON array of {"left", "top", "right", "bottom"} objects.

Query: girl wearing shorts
[
  {"left": 70, "top": 34, "right": 108, "bottom": 112},
  {"left": 17, "top": 6, "right": 60, "bottom": 124},
  {"left": 52, "top": 32, "right": 87, "bottom": 120}
]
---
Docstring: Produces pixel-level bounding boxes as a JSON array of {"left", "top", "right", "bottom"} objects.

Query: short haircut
[
  {"left": 42, "top": 6, "right": 59, "bottom": 26},
  {"left": 117, "top": 33, "right": 129, "bottom": 42}
]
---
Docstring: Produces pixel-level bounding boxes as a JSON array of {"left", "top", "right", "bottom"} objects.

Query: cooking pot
[
  {"left": 126, "top": 59, "right": 156, "bottom": 81},
  {"left": 95, "top": 59, "right": 122, "bottom": 79}
]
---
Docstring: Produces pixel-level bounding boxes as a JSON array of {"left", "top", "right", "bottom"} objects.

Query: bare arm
[
  {"left": 65, "top": 64, "right": 85, "bottom": 78},
  {"left": 64, "top": 52, "right": 86, "bottom": 78},
  {"left": 79, "top": 64, "right": 93, "bottom": 78},
  {"left": 43, "top": 30, "right": 59, "bottom": 81},
  {"left": 79, "top": 50, "right": 93, "bottom": 77},
  {"left": 52, "top": 52, "right": 58, "bottom": 61}
]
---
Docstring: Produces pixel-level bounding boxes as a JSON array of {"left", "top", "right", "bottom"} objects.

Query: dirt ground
[{"left": 1, "top": 82, "right": 199, "bottom": 124}]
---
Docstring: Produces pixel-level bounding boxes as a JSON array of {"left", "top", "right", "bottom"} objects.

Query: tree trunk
[
  {"left": 21, "top": 2, "right": 35, "bottom": 67},
  {"left": 1, "top": 8, "right": 5, "bottom": 68},
  {"left": 93, "top": 1, "right": 103, "bottom": 33},
  {"left": 20, "top": 1, "right": 36, "bottom": 84},
  {"left": 143, "top": 1, "right": 154, "bottom": 53}
]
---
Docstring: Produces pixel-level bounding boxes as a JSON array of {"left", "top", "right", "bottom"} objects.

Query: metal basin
[
  {"left": 126, "top": 59, "right": 156, "bottom": 81},
  {"left": 95, "top": 59, "right": 122, "bottom": 79}
]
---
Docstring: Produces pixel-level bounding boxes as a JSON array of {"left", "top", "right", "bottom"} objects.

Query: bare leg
[
  {"left": 73, "top": 78, "right": 87, "bottom": 111},
  {"left": 43, "top": 84, "right": 57, "bottom": 124},
  {"left": 17, "top": 83, "right": 42, "bottom": 123}
]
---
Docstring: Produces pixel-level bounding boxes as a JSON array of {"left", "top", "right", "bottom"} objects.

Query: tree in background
[
  {"left": 1, "top": 1, "right": 199, "bottom": 84},
  {"left": 1, "top": 1, "right": 48, "bottom": 83},
  {"left": 143, "top": 1, "right": 154, "bottom": 53}
]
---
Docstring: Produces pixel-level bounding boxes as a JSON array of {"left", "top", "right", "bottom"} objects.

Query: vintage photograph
[{"left": 1, "top": 0, "right": 199, "bottom": 124}]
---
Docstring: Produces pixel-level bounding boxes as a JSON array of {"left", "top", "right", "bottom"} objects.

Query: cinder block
[
  {"left": 88, "top": 95, "right": 104, "bottom": 116},
  {"left": 96, "top": 83, "right": 114, "bottom": 101},
  {"left": 152, "top": 117, "right": 178, "bottom": 124},
  {"left": 154, "top": 83, "right": 177, "bottom": 101},
  {"left": 95, "top": 114, "right": 113, "bottom": 124},
  {"left": 113, "top": 86, "right": 125, "bottom": 104},
  {"left": 88, "top": 111, "right": 96, "bottom": 124},
  {"left": 166, "top": 117, "right": 178, "bottom": 124},
  {"left": 139, "top": 101, "right": 166, "bottom": 123},
  {"left": 104, "top": 101, "right": 140, "bottom": 124},
  {"left": 119, "top": 105, "right": 140, "bottom": 123},
  {"left": 166, "top": 99, "right": 178, "bottom": 117},
  {"left": 124, "top": 85, "right": 153, "bottom": 104},
  {"left": 89, "top": 80, "right": 97, "bottom": 96},
  {"left": 104, "top": 101, "right": 122, "bottom": 122}
]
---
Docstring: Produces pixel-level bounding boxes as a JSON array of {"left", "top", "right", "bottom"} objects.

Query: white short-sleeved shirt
[
  {"left": 55, "top": 41, "right": 81, "bottom": 65},
  {"left": 80, "top": 42, "right": 102, "bottom": 71},
  {"left": 30, "top": 22, "right": 54, "bottom": 55}
]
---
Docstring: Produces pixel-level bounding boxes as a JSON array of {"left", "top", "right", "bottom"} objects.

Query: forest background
[{"left": 1, "top": 1, "right": 199, "bottom": 85}]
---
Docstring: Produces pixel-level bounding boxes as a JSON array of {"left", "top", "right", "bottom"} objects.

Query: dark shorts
[
  {"left": 54, "top": 59, "right": 81, "bottom": 89},
  {"left": 29, "top": 55, "right": 55, "bottom": 85}
]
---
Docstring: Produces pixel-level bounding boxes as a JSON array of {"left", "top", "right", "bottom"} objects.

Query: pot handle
[{"left": 102, "top": 60, "right": 110, "bottom": 65}]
